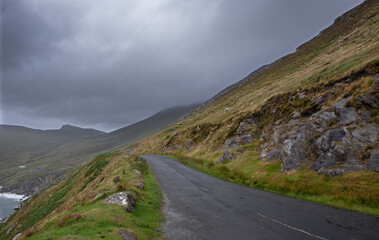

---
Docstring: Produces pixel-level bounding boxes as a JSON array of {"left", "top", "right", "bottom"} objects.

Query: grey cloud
[{"left": 1, "top": 0, "right": 363, "bottom": 131}]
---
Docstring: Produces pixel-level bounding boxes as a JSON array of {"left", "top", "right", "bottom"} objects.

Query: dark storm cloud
[{"left": 1, "top": 0, "right": 363, "bottom": 131}]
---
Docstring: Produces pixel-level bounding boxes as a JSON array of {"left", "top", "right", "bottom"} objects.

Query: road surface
[{"left": 140, "top": 155, "right": 379, "bottom": 240}]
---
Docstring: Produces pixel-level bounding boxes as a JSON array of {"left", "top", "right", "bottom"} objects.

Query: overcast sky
[{"left": 1, "top": 0, "right": 363, "bottom": 132}]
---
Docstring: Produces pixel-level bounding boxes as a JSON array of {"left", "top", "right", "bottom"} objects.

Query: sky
[{"left": 1, "top": 0, "right": 363, "bottom": 132}]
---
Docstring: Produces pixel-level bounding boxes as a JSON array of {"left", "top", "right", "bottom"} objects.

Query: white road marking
[
  {"left": 201, "top": 187, "right": 209, "bottom": 192},
  {"left": 257, "top": 213, "right": 329, "bottom": 240}
]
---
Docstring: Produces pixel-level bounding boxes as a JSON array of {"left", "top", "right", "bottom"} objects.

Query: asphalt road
[{"left": 140, "top": 155, "right": 379, "bottom": 240}]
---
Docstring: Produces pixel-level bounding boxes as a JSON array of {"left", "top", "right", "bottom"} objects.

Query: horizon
[{"left": 1, "top": 0, "right": 364, "bottom": 132}]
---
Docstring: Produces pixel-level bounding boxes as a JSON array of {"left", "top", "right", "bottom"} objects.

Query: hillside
[
  {"left": 0, "top": 1, "right": 378, "bottom": 239},
  {"left": 0, "top": 153, "right": 162, "bottom": 240},
  {"left": 0, "top": 105, "right": 197, "bottom": 195},
  {"left": 134, "top": 0, "right": 379, "bottom": 214}
]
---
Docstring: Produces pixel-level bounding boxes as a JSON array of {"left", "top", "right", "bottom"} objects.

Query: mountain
[
  {"left": 0, "top": 1, "right": 378, "bottom": 239},
  {"left": 0, "top": 105, "right": 198, "bottom": 195},
  {"left": 134, "top": 0, "right": 379, "bottom": 213}
]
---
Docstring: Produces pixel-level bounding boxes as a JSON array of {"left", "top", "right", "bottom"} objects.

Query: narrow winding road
[{"left": 140, "top": 155, "right": 379, "bottom": 240}]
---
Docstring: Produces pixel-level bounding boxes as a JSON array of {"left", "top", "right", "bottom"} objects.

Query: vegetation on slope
[
  {"left": 133, "top": 0, "right": 379, "bottom": 215},
  {"left": 0, "top": 105, "right": 197, "bottom": 195},
  {"left": 0, "top": 153, "right": 162, "bottom": 240}
]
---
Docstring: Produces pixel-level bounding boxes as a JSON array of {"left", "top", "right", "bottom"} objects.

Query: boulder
[
  {"left": 299, "top": 92, "right": 306, "bottom": 99},
  {"left": 104, "top": 192, "right": 136, "bottom": 213},
  {"left": 368, "top": 149, "right": 379, "bottom": 172},
  {"left": 218, "top": 150, "right": 235, "bottom": 163}
]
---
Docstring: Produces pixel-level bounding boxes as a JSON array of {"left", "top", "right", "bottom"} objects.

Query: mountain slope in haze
[
  {"left": 134, "top": 0, "right": 379, "bottom": 214},
  {"left": 0, "top": 124, "right": 104, "bottom": 170},
  {"left": 0, "top": 105, "right": 198, "bottom": 195}
]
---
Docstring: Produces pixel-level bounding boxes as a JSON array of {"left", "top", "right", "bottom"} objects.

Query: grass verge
[{"left": 163, "top": 153, "right": 379, "bottom": 216}]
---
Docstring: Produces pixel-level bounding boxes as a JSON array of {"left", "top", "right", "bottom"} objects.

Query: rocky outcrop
[
  {"left": 227, "top": 75, "right": 379, "bottom": 176},
  {"left": 0, "top": 173, "right": 56, "bottom": 196},
  {"left": 103, "top": 192, "right": 137, "bottom": 212}
]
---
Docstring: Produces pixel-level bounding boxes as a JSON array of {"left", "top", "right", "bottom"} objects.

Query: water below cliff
[{"left": 0, "top": 193, "right": 24, "bottom": 220}]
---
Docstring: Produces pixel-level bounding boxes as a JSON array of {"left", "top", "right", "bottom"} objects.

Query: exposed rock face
[
  {"left": 227, "top": 80, "right": 379, "bottom": 176},
  {"left": 0, "top": 173, "right": 56, "bottom": 196},
  {"left": 223, "top": 134, "right": 253, "bottom": 149},
  {"left": 104, "top": 192, "right": 136, "bottom": 213}
]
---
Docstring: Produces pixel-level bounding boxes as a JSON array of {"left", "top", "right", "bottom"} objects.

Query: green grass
[
  {"left": 0, "top": 154, "right": 163, "bottom": 240},
  {"left": 26, "top": 168, "right": 162, "bottom": 240}
]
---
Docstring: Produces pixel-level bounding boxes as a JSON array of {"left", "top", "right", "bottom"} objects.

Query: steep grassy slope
[
  {"left": 134, "top": 0, "right": 379, "bottom": 214},
  {"left": 0, "top": 105, "right": 197, "bottom": 195},
  {"left": 0, "top": 152, "right": 162, "bottom": 240}
]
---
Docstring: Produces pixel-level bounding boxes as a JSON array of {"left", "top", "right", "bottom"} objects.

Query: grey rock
[
  {"left": 312, "top": 152, "right": 337, "bottom": 171},
  {"left": 311, "top": 96, "right": 324, "bottom": 105},
  {"left": 236, "top": 122, "right": 253, "bottom": 135},
  {"left": 292, "top": 111, "right": 301, "bottom": 119},
  {"left": 334, "top": 98, "right": 358, "bottom": 125},
  {"left": 266, "top": 149, "right": 281, "bottom": 161},
  {"left": 223, "top": 134, "right": 252, "bottom": 149},
  {"left": 185, "top": 139, "right": 194, "bottom": 151},
  {"left": 172, "top": 132, "right": 179, "bottom": 137},
  {"left": 351, "top": 124, "right": 377, "bottom": 146},
  {"left": 218, "top": 150, "right": 235, "bottom": 163},
  {"left": 368, "top": 149, "right": 379, "bottom": 172},
  {"left": 224, "top": 107, "right": 230, "bottom": 112},
  {"left": 360, "top": 110, "right": 372, "bottom": 121},
  {"left": 136, "top": 180, "right": 144, "bottom": 189},
  {"left": 311, "top": 108, "right": 337, "bottom": 130},
  {"left": 318, "top": 168, "right": 345, "bottom": 177},
  {"left": 119, "top": 229, "right": 137, "bottom": 240},
  {"left": 104, "top": 192, "right": 136, "bottom": 213},
  {"left": 12, "top": 233, "right": 22, "bottom": 240},
  {"left": 281, "top": 139, "right": 305, "bottom": 171},
  {"left": 195, "top": 126, "right": 201, "bottom": 132},
  {"left": 374, "top": 74, "right": 379, "bottom": 90},
  {"left": 6, "top": 224, "right": 14, "bottom": 234},
  {"left": 299, "top": 92, "right": 306, "bottom": 99},
  {"left": 358, "top": 94, "right": 377, "bottom": 108},
  {"left": 91, "top": 192, "right": 107, "bottom": 202},
  {"left": 315, "top": 129, "right": 346, "bottom": 152},
  {"left": 338, "top": 108, "right": 358, "bottom": 125},
  {"left": 333, "top": 98, "right": 350, "bottom": 109},
  {"left": 260, "top": 148, "right": 268, "bottom": 159}
]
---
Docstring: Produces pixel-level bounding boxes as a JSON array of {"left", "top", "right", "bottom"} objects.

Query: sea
[{"left": 0, "top": 193, "right": 26, "bottom": 220}]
